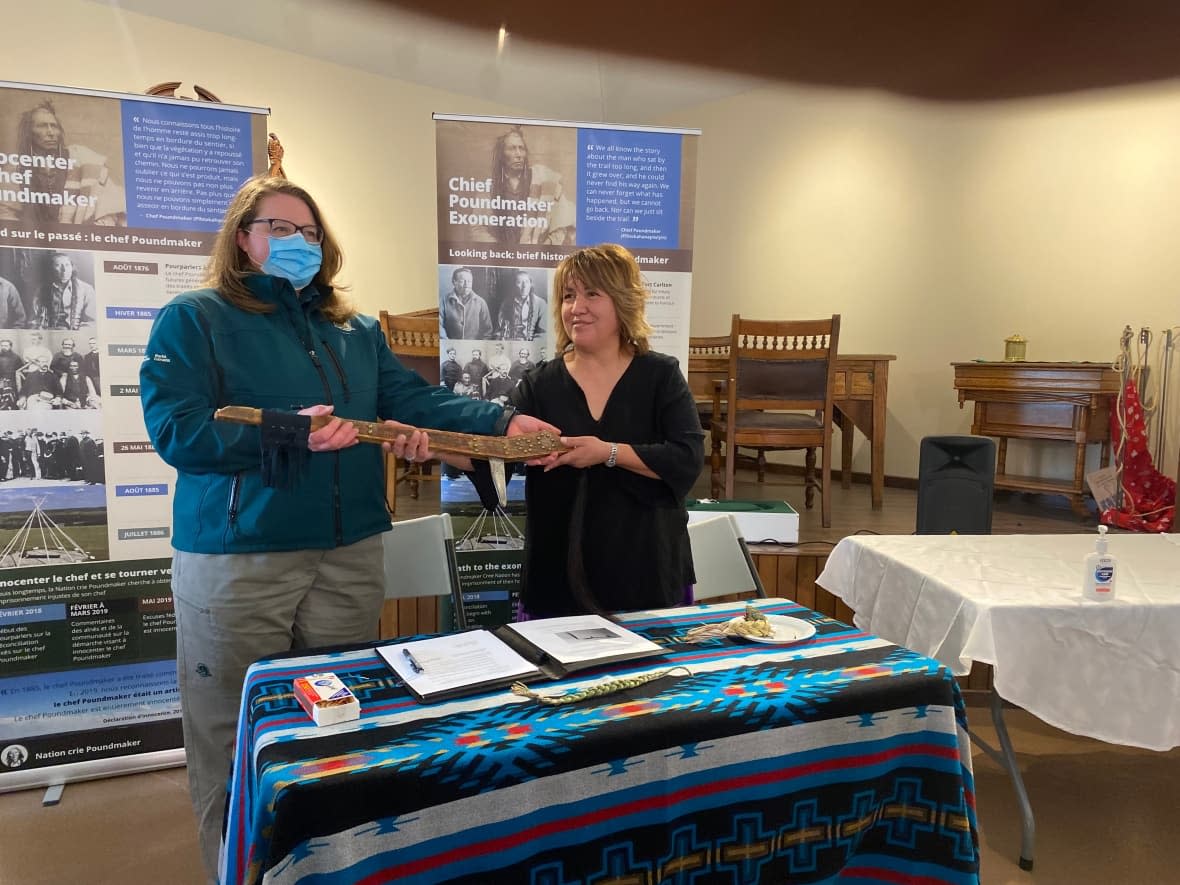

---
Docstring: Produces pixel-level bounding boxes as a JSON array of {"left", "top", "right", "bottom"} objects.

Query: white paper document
[
  {"left": 378, "top": 615, "right": 666, "bottom": 703},
  {"left": 505, "top": 615, "right": 663, "bottom": 667},
  {"left": 378, "top": 630, "right": 540, "bottom": 697}
]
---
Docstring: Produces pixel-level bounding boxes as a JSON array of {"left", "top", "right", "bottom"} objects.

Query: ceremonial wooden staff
[{"left": 214, "top": 406, "right": 568, "bottom": 505}]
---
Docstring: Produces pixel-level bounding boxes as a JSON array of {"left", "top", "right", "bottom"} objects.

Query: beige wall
[
  {"left": 3, "top": 1, "right": 522, "bottom": 315},
  {"left": 7, "top": 1, "right": 1179, "bottom": 483},
  {"left": 663, "top": 83, "right": 1180, "bottom": 481}
]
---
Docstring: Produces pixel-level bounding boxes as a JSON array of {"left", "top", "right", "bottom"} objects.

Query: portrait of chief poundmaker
[{"left": 0, "top": 97, "right": 127, "bottom": 227}]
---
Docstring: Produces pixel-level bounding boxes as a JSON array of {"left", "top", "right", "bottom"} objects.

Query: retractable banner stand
[
  {"left": 433, "top": 114, "right": 699, "bottom": 626},
  {"left": 0, "top": 81, "right": 267, "bottom": 792}
]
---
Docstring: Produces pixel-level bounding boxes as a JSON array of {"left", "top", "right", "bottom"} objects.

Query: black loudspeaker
[{"left": 916, "top": 435, "right": 996, "bottom": 534}]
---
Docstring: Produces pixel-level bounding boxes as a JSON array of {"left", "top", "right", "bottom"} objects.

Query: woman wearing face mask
[{"left": 139, "top": 176, "right": 551, "bottom": 881}]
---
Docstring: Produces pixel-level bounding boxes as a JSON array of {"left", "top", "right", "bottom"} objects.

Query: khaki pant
[{"left": 171, "top": 535, "right": 385, "bottom": 883}]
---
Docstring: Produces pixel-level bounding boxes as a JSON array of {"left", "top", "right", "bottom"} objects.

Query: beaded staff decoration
[{"left": 510, "top": 666, "right": 692, "bottom": 706}]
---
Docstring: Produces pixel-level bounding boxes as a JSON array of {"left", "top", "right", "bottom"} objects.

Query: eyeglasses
[{"left": 242, "top": 218, "right": 324, "bottom": 245}]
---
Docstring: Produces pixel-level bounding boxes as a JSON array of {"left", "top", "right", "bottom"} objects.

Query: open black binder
[{"left": 377, "top": 614, "right": 666, "bottom": 704}]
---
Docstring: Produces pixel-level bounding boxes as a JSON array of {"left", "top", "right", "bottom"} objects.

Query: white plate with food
[{"left": 725, "top": 614, "right": 817, "bottom": 644}]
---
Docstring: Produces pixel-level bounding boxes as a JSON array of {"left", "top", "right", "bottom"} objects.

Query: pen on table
[{"left": 402, "top": 648, "right": 425, "bottom": 674}]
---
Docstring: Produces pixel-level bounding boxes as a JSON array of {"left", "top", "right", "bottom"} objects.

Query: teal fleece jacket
[{"left": 140, "top": 274, "right": 506, "bottom": 553}]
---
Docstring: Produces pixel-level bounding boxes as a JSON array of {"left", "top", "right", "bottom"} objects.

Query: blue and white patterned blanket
[{"left": 223, "top": 599, "right": 979, "bottom": 885}]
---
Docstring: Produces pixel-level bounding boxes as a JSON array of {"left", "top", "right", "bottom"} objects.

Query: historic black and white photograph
[{"left": 0, "top": 408, "right": 107, "bottom": 567}]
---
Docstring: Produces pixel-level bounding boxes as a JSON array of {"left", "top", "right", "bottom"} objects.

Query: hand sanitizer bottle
[{"left": 1082, "top": 525, "right": 1117, "bottom": 601}]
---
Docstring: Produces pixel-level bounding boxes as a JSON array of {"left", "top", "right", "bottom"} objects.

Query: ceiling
[
  {"left": 386, "top": 0, "right": 1180, "bottom": 102},
  {"left": 105, "top": 0, "right": 1180, "bottom": 121},
  {"left": 102, "top": 0, "right": 767, "bottom": 123}
]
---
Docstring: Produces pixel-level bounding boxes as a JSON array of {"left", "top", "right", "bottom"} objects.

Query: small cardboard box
[{"left": 293, "top": 673, "right": 360, "bottom": 726}]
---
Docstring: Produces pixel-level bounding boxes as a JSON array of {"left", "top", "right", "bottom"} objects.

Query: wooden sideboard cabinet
[{"left": 952, "top": 361, "right": 1120, "bottom": 517}]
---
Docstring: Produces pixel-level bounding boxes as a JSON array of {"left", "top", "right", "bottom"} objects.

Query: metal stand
[
  {"left": 969, "top": 690, "right": 1035, "bottom": 871},
  {"left": 42, "top": 782, "right": 65, "bottom": 806}
]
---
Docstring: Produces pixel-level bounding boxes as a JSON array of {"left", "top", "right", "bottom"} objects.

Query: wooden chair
[
  {"left": 379, "top": 309, "right": 442, "bottom": 512},
  {"left": 687, "top": 335, "right": 730, "bottom": 432},
  {"left": 710, "top": 314, "right": 841, "bottom": 528}
]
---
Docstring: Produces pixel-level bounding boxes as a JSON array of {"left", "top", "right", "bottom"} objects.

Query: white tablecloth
[{"left": 817, "top": 533, "right": 1180, "bottom": 751}]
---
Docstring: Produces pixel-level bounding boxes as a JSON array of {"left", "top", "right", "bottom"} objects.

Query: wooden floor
[
  {"left": 388, "top": 466, "right": 1100, "bottom": 696},
  {"left": 6, "top": 469, "right": 1162, "bottom": 885}
]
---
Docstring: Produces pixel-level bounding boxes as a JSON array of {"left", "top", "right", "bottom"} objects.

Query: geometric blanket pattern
[{"left": 222, "top": 600, "right": 980, "bottom": 885}]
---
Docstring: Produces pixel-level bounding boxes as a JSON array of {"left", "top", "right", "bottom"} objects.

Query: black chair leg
[{"left": 804, "top": 447, "right": 816, "bottom": 509}]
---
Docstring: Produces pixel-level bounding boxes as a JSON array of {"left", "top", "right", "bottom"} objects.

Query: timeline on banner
[{"left": 0, "top": 80, "right": 267, "bottom": 789}]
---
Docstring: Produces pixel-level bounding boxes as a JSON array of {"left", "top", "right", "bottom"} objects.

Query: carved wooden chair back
[
  {"left": 687, "top": 335, "right": 731, "bottom": 431},
  {"left": 711, "top": 314, "right": 840, "bottom": 527},
  {"left": 379, "top": 310, "right": 442, "bottom": 512}
]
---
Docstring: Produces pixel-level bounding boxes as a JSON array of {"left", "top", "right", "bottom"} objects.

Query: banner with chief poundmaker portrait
[
  {"left": 432, "top": 113, "right": 700, "bottom": 625},
  {"left": 0, "top": 80, "right": 268, "bottom": 793}
]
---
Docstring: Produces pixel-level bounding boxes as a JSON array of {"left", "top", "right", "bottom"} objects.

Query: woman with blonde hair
[
  {"left": 140, "top": 175, "right": 549, "bottom": 880},
  {"left": 508, "top": 243, "right": 704, "bottom": 616}
]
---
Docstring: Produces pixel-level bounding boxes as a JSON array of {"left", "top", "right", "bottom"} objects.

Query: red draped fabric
[{"left": 1101, "top": 378, "right": 1175, "bottom": 533}]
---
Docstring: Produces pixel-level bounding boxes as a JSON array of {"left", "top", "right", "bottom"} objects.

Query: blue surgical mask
[{"left": 262, "top": 233, "right": 322, "bottom": 290}]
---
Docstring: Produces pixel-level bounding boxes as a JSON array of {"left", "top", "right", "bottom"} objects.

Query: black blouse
[{"left": 510, "top": 351, "right": 705, "bottom": 617}]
